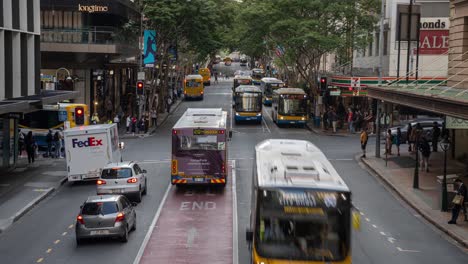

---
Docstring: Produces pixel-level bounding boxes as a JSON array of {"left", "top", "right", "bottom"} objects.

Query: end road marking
[
  {"left": 36, "top": 258, "right": 44, "bottom": 263},
  {"left": 133, "top": 183, "right": 172, "bottom": 264},
  {"left": 397, "top": 247, "right": 420, "bottom": 253}
]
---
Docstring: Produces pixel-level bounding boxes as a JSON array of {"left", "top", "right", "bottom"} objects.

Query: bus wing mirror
[
  {"left": 352, "top": 207, "right": 361, "bottom": 231},
  {"left": 246, "top": 229, "right": 253, "bottom": 242}
]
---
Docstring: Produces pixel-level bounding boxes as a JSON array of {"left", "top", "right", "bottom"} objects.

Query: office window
[
  {"left": 0, "top": 0, "right": 3, "bottom": 27},
  {"left": 375, "top": 32, "right": 380, "bottom": 56},
  {"left": 27, "top": 0, "right": 34, "bottom": 32},
  {"left": 12, "top": 0, "right": 19, "bottom": 29},
  {"left": 383, "top": 31, "right": 388, "bottom": 55},
  {"left": 368, "top": 35, "right": 373, "bottom": 56}
]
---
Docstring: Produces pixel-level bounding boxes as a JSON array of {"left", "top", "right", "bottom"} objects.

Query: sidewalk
[
  {"left": 361, "top": 146, "right": 468, "bottom": 248},
  {"left": 119, "top": 98, "right": 183, "bottom": 139},
  {"left": 0, "top": 155, "right": 67, "bottom": 233},
  {"left": 305, "top": 119, "right": 364, "bottom": 137}
]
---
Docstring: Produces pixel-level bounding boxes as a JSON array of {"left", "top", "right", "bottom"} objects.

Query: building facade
[
  {"left": 40, "top": 0, "right": 141, "bottom": 120},
  {"left": 0, "top": 0, "right": 78, "bottom": 168}
]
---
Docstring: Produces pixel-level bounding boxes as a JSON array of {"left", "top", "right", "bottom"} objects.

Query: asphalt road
[{"left": 0, "top": 62, "right": 466, "bottom": 263}]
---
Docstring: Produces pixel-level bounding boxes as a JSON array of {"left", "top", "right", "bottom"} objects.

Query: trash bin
[
  {"left": 314, "top": 116, "right": 321, "bottom": 128},
  {"left": 436, "top": 174, "right": 459, "bottom": 210}
]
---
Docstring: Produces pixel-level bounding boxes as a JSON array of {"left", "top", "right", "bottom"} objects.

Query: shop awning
[
  {"left": 0, "top": 90, "right": 80, "bottom": 116},
  {"left": 367, "top": 85, "right": 468, "bottom": 119}
]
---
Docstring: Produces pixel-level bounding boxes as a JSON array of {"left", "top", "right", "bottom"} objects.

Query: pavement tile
[{"left": 361, "top": 147, "right": 468, "bottom": 248}]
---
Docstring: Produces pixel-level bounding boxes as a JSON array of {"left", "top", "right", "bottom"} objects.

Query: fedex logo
[{"left": 72, "top": 137, "right": 103, "bottom": 148}]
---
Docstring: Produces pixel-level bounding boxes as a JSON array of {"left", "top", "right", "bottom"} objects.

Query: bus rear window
[
  {"left": 177, "top": 135, "right": 220, "bottom": 151},
  {"left": 101, "top": 168, "right": 132, "bottom": 179}
]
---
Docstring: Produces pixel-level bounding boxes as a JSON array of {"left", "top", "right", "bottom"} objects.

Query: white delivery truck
[{"left": 64, "top": 124, "right": 123, "bottom": 182}]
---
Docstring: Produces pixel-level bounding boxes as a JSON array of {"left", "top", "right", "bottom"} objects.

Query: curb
[{"left": 359, "top": 156, "right": 468, "bottom": 248}]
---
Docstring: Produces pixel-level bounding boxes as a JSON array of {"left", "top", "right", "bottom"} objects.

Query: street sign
[
  {"left": 351, "top": 77, "right": 361, "bottom": 88},
  {"left": 138, "top": 71, "right": 145, "bottom": 81},
  {"left": 330, "top": 90, "right": 341, "bottom": 96}
]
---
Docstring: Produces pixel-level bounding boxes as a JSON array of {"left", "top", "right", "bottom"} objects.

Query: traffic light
[
  {"left": 320, "top": 77, "right": 327, "bottom": 91},
  {"left": 75, "top": 107, "right": 85, "bottom": 125},
  {"left": 137, "top": 81, "right": 144, "bottom": 95}
]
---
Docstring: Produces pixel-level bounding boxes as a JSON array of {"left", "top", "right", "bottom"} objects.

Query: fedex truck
[{"left": 64, "top": 124, "right": 123, "bottom": 182}]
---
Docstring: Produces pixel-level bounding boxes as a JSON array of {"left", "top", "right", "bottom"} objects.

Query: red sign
[{"left": 418, "top": 30, "right": 449, "bottom": 55}]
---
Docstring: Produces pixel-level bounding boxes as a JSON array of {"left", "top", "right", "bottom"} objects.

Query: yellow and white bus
[
  {"left": 198, "top": 68, "right": 211, "bottom": 86},
  {"left": 246, "top": 139, "right": 358, "bottom": 263},
  {"left": 260, "top": 77, "right": 284, "bottom": 105},
  {"left": 184, "top": 74, "right": 204, "bottom": 100},
  {"left": 271, "top": 88, "right": 308, "bottom": 126}
]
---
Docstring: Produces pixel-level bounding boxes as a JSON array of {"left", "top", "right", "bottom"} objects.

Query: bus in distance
[
  {"left": 233, "top": 75, "right": 253, "bottom": 93},
  {"left": 272, "top": 88, "right": 308, "bottom": 126},
  {"left": 252, "top": 68, "right": 265, "bottom": 85},
  {"left": 171, "top": 108, "right": 230, "bottom": 186},
  {"left": 246, "top": 139, "right": 358, "bottom": 263},
  {"left": 184, "top": 74, "right": 204, "bottom": 100},
  {"left": 260, "top": 77, "right": 284, "bottom": 105},
  {"left": 233, "top": 85, "right": 262, "bottom": 124}
]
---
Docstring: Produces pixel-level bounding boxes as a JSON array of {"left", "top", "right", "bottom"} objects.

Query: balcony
[{"left": 40, "top": 26, "right": 138, "bottom": 55}]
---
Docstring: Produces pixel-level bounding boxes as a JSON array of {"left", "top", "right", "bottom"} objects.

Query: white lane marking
[
  {"left": 186, "top": 227, "right": 198, "bottom": 248},
  {"left": 328, "top": 158, "right": 354, "bottom": 161},
  {"left": 388, "top": 237, "right": 396, "bottom": 244},
  {"left": 380, "top": 231, "right": 386, "bottom": 236},
  {"left": 397, "top": 247, "right": 420, "bottom": 253},
  {"left": 0, "top": 183, "right": 11, "bottom": 187},
  {"left": 365, "top": 218, "right": 370, "bottom": 222},
  {"left": 232, "top": 160, "right": 239, "bottom": 264},
  {"left": 263, "top": 107, "right": 273, "bottom": 122},
  {"left": 262, "top": 118, "right": 271, "bottom": 133},
  {"left": 360, "top": 212, "right": 365, "bottom": 216},
  {"left": 61, "top": 232, "right": 67, "bottom": 236},
  {"left": 133, "top": 183, "right": 172, "bottom": 264},
  {"left": 372, "top": 224, "right": 378, "bottom": 229}
]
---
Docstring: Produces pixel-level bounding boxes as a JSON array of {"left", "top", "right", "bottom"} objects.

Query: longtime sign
[{"left": 446, "top": 116, "right": 468, "bottom": 129}]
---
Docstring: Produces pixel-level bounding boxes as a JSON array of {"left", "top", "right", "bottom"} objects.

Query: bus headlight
[
  {"left": 256, "top": 113, "right": 261, "bottom": 116},
  {"left": 301, "top": 117, "right": 306, "bottom": 120},
  {"left": 235, "top": 112, "right": 240, "bottom": 116},
  {"left": 280, "top": 116, "right": 284, "bottom": 120}
]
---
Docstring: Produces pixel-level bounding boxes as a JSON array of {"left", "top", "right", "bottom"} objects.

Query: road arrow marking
[
  {"left": 387, "top": 237, "right": 396, "bottom": 244},
  {"left": 186, "top": 227, "right": 198, "bottom": 248},
  {"left": 397, "top": 247, "right": 420, "bottom": 253}
]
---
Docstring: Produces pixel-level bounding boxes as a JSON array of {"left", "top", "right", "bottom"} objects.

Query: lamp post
[
  {"left": 413, "top": 136, "right": 419, "bottom": 189},
  {"left": 440, "top": 137, "right": 451, "bottom": 212}
]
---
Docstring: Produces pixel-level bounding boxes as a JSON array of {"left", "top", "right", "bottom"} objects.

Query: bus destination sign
[{"left": 193, "top": 129, "right": 224, "bottom": 135}]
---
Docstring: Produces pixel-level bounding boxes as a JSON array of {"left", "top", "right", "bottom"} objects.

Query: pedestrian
[
  {"left": 355, "top": 110, "right": 363, "bottom": 132},
  {"left": 418, "top": 138, "right": 431, "bottom": 172},
  {"left": 322, "top": 110, "right": 328, "bottom": 130},
  {"left": 126, "top": 115, "right": 131, "bottom": 133},
  {"left": 113, "top": 114, "right": 120, "bottom": 129},
  {"left": 105, "top": 98, "right": 113, "bottom": 120},
  {"left": 364, "top": 110, "right": 375, "bottom": 134},
  {"left": 166, "top": 96, "right": 173, "bottom": 113},
  {"left": 407, "top": 123, "right": 413, "bottom": 151},
  {"left": 91, "top": 113, "right": 100, "bottom": 124},
  {"left": 360, "top": 128, "right": 368, "bottom": 158},
  {"left": 131, "top": 116, "right": 137, "bottom": 136},
  {"left": 138, "top": 117, "right": 146, "bottom": 134},
  {"left": 25, "top": 131, "right": 35, "bottom": 164},
  {"left": 395, "top": 127, "right": 402, "bottom": 156},
  {"left": 347, "top": 109, "right": 354, "bottom": 133},
  {"left": 144, "top": 115, "right": 149, "bottom": 133},
  {"left": 18, "top": 129, "right": 25, "bottom": 157},
  {"left": 329, "top": 108, "right": 337, "bottom": 133},
  {"left": 385, "top": 129, "right": 393, "bottom": 155},
  {"left": 53, "top": 130, "right": 62, "bottom": 158},
  {"left": 46, "top": 129, "right": 53, "bottom": 157},
  {"left": 151, "top": 109, "right": 158, "bottom": 127},
  {"left": 448, "top": 179, "right": 467, "bottom": 224},
  {"left": 431, "top": 121, "right": 441, "bottom": 152},
  {"left": 214, "top": 73, "right": 218, "bottom": 84}
]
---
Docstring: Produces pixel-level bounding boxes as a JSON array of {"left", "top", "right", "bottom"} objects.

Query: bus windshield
[
  {"left": 255, "top": 190, "right": 350, "bottom": 262},
  {"left": 235, "top": 93, "right": 262, "bottom": 112},
  {"left": 186, "top": 81, "right": 201, "bottom": 87},
  {"left": 264, "top": 83, "right": 282, "bottom": 97},
  {"left": 279, "top": 96, "right": 307, "bottom": 116}
]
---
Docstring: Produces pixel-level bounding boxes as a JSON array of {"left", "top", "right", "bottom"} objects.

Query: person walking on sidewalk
[
  {"left": 431, "top": 122, "right": 441, "bottom": 152},
  {"left": 131, "top": 116, "right": 137, "bottom": 136},
  {"left": 113, "top": 114, "right": 120, "bottom": 129},
  {"left": 330, "top": 108, "right": 337, "bottom": 133},
  {"left": 126, "top": 115, "right": 131, "bottom": 133},
  {"left": 138, "top": 117, "right": 146, "bottom": 134},
  {"left": 166, "top": 96, "right": 173, "bottom": 113},
  {"left": 53, "top": 130, "right": 63, "bottom": 158},
  {"left": 448, "top": 179, "right": 467, "bottom": 224},
  {"left": 395, "top": 127, "right": 402, "bottom": 156},
  {"left": 25, "top": 131, "right": 36, "bottom": 164},
  {"left": 151, "top": 109, "right": 158, "bottom": 128},
  {"left": 347, "top": 108, "right": 354, "bottom": 133},
  {"left": 407, "top": 123, "right": 413, "bottom": 152},
  {"left": 418, "top": 138, "right": 431, "bottom": 172},
  {"left": 18, "top": 129, "right": 25, "bottom": 157},
  {"left": 46, "top": 129, "right": 53, "bottom": 157},
  {"left": 144, "top": 115, "right": 149, "bottom": 133},
  {"left": 385, "top": 129, "right": 393, "bottom": 155},
  {"left": 360, "top": 129, "right": 368, "bottom": 158},
  {"left": 91, "top": 113, "right": 100, "bottom": 125}
]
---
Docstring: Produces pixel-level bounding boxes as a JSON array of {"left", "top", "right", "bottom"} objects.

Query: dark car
[
  {"left": 75, "top": 195, "right": 137, "bottom": 245},
  {"left": 383, "top": 118, "right": 443, "bottom": 143}
]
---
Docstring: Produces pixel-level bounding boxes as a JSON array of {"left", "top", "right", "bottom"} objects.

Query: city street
[{"left": 0, "top": 62, "right": 466, "bottom": 263}]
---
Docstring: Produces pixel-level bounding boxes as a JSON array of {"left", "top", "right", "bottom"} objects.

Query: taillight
[
  {"left": 77, "top": 215, "right": 84, "bottom": 225},
  {"left": 115, "top": 212, "right": 125, "bottom": 222},
  {"left": 173, "top": 129, "right": 177, "bottom": 135},
  {"left": 221, "top": 164, "right": 226, "bottom": 174},
  {"left": 171, "top": 160, "right": 178, "bottom": 175},
  {"left": 127, "top": 177, "right": 138, "bottom": 183},
  {"left": 220, "top": 130, "right": 225, "bottom": 134},
  {"left": 201, "top": 91, "right": 204, "bottom": 94},
  {"left": 97, "top": 179, "right": 106, "bottom": 185}
]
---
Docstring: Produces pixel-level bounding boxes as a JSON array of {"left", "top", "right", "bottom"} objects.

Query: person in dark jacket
[
  {"left": 448, "top": 179, "right": 467, "bottom": 224},
  {"left": 407, "top": 123, "right": 413, "bottom": 152},
  {"left": 418, "top": 138, "right": 431, "bottom": 172},
  {"left": 25, "top": 131, "right": 36, "bottom": 164},
  {"left": 431, "top": 122, "right": 441, "bottom": 152}
]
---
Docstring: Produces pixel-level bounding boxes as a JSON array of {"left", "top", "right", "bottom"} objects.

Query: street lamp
[{"left": 440, "top": 137, "right": 451, "bottom": 212}]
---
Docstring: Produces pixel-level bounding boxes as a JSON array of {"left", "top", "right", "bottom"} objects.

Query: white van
[{"left": 64, "top": 124, "right": 123, "bottom": 182}]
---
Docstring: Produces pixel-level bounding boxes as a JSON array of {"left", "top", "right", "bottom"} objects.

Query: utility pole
[
  {"left": 137, "top": 1, "right": 144, "bottom": 120},
  {"left": 378, "top": 0, "right": 385, "bottom": 86}
]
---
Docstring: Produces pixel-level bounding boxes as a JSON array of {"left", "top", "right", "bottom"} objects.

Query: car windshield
[
  {"left": 235, "top": 93, "right": 262, "bottom": 112},
  {"left": 101, "top": 168, "right": 132, "bottom": 179},
  {"left": 82, "top": 202, "right": 118, "bottom": 215}
]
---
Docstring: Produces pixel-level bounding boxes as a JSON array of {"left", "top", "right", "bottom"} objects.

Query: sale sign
[{"left": 418, "top": 30, "right": 449, "bottom": 55}]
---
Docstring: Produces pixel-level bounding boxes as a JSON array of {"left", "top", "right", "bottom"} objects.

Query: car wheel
[
  {"left": 142, "top": 180, "right": 147, "bottom": 195},
  {"left": 131, "top": 216, "right": 136, "bottom": 231},
  {"left": 121, "top": 226, "right": 129, "bottom": 242},
  {"left": 135, "top": 189, "right": 142, "bottom": 203}
]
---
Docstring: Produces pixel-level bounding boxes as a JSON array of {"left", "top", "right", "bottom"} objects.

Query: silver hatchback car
[
  {"left": 96, "top": 161, "right": 148, "bottom": 202},
  {"left": 75, "top": 195, "right": 136, "bottom": 245}
]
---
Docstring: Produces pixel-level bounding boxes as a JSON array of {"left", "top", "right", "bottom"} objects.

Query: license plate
[
  {"left": 194, "top": 178, "right": 204, "bottom": 182},
  {"left": 111, "top": 189, "right": 124, "bottom": 193},
  {"left": 290, "top": 122, "right": 295, "bottom": 124},
  {"left": 90, "top": 230, "right": 109, "bottom": 235}
]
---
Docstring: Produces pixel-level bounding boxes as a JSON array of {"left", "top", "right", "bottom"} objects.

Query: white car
[{"left": 96, "top": 161, "right": 147, "bottom": 202}]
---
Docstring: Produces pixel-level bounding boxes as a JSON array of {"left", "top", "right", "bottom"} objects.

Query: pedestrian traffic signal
[
  {"left": 320, "top": 77, "right": 327, "bottom": 91},
  {"left": 137, "top": 81, "right": 144, "bottom": 95},
  {"left": 75, "top": 107, "right": 85, "bottom": 125}
]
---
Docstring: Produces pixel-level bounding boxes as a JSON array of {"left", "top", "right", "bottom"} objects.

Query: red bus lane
[{"left": 138, "top": 162, "right": 234, "bottom": 264}]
